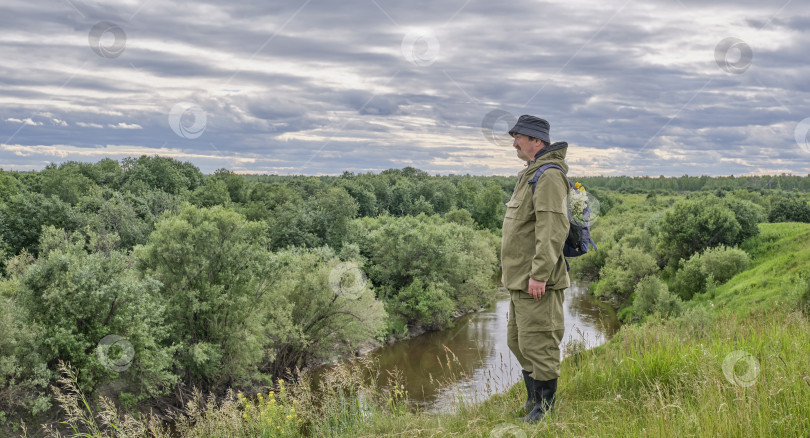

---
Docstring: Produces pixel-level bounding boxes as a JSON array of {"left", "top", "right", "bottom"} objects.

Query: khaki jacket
[{"left": 501, "top": 144, "right": 571, "bottom": 292}]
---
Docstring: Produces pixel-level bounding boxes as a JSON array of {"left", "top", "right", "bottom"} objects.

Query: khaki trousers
[{"left": 506, "top": 289, "right": 565, "bottom": 381}]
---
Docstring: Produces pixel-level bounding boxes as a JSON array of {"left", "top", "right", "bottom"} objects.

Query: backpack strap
[{"left": 529, "top": 163, "right": 570, "bottom": 193}]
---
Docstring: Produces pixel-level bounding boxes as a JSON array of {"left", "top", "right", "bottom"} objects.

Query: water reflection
[{"left": 316, "top": 281, "right": 619, "bottom": 413}]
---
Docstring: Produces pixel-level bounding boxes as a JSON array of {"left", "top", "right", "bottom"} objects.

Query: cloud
[
  {"left": 5, "top": 117, "right": 43, "bottom": 126},
  {"left": 0, "top": 0, "right": 807, "bottom": 175},
  {"left": 76, "top": 122, "right": 104, "bottom": 128},
  {"left": 108, "top": 123, "right": 143, "bottom": 130}
]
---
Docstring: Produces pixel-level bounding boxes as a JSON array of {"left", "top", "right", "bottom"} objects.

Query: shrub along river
[{"left": 315, "top": 281, "right": 619, "bottom": 413}]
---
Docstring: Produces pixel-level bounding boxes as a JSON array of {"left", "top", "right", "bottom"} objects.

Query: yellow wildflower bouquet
[{"left": 569, "top": 182, "right": 589, "bottom": 225}]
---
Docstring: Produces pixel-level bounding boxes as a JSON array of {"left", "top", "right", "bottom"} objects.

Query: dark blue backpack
[{"left": 529, "top": 164, "right": 597, "bottom": 259}]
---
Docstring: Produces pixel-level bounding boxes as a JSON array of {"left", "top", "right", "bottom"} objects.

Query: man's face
[{"left": 512, "top": 134, "right": 543, "bottom": 161}]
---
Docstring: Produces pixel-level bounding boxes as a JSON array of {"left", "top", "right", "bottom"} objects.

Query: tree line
[{"left": 2, "top": 155, "right": 810, "bottom": 433}]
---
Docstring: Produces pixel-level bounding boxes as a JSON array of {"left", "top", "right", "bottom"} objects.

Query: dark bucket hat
[{"left": 508, "top": 115, "right": 550, "bottom": 143}]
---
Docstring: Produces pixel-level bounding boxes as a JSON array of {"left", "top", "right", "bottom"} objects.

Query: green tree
[
  {"left": 38, "top": 163, "right": 97, "bottom": 205},
  {"left": 768, "top": 197, "right": 810, "bottom": 223},
  {"left": 723, "top": 197, "right": 764, "bottom": 244},
  {"left": 119, "top": 155, "right": 203, "bottom": 195},
  {"left": 0, "top": 170, "right": 21, "bottom": 201},
  {"left": 351, "top": 214, "right": 498, "bottom": 332},
  {"left": 474, "top": 181, "right": 507, "bottom": 231},
  {"left": 420, "top": 179, "right": 457, "bottom": 215},
  {"left": 211, "top": 169, "right": 248, "bottom": 204},
  {"left": 14, "top": 227, "right": 175, "bottom": 396},
  {"left": 445, "top": 208, "right": 475, "bottom": 227},
  {"left": 191, "top": 179, "right": 232, "bottom": 207},
  {"left": 0, "top": 292, "right": 51, "bottom": 418},
  {"left": 266, "top": 186, "right": 358, "bottom": 250},
  {"left": 241, "top": 183, "right": 301, "bottom": 222},
  {"left": 84, "top": 158, "right": 124, "bottom": 187},
  {"left": 135, "top": 205, "right": 278, "bottom": 388},
  {"left": 336, "top": 177, "right": 378, "bottom": 217},
  {"left": 657, "top": 197, "right": 741, "bottom": 267},
  {"left": 0, "top": 192, "right": 82, "bottom": 258},
  {"left": 79, "top": 191, "right": 154, "bottom": 249},
  {"left": 265, "top": 247, "right": 386, "bottom": 377}
]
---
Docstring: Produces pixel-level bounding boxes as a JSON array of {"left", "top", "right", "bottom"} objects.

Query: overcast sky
[{"left": 1, "top": 0, "right": 808, "bottom": 176}]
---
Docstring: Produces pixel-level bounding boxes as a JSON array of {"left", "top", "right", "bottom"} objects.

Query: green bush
[
  {"left": 394, "top": 278, "right": 455, "bottom": 330},
  {"left": 594, "top": 243, "right": 658, "bottom": 302},
  {"left": 587, "top": 187, "right": 617, "bottom": 216},
  {"left": 700, "top": 245, "right": 750, "bottom": 283},
  {"left": 670, "top": 253, "right": 706, "bottom": 301},
  {"left": 630, "top": 275, "right": 682, "bottom": 321},
  {"left": 768, "top": 197, "right": 810, "bottom": 223},
  {"left": 670, "top": 246, "right": 750, "bottom": 301}
]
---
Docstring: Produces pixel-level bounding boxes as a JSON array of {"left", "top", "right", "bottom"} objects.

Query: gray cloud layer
[{"left": 1, "top": 0, "right": 809, "bottom": 175}]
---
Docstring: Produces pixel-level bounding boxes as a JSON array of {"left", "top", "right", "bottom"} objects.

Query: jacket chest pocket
[{"left": 504, "top": 198, "right": 523, "bottom": 219}]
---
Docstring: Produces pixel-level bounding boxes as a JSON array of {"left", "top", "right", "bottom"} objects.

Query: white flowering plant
[{"left": 569, "top": 182, "right": 589, "bottom": 225}]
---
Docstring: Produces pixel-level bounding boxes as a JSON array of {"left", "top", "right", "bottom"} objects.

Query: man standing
[{"left": 502, "top": 115, "right": 570, "bottom": 423}]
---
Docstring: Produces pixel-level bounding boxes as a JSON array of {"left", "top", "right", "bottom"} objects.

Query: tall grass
[{"left": 49, "top": 307, "right": 810, "bottom": 437}]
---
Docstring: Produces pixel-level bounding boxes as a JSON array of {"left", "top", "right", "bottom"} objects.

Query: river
[{"left": 316, "top": 281, "right": 620, "bottom": 413}]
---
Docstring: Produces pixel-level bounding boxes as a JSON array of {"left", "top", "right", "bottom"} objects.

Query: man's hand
[{"left": 528, "top": 277, "right": 546, "bottom": 301}]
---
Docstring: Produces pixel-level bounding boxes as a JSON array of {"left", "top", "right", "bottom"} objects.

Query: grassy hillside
[
  {"left": 51, "top": 224, "right": 810, "bottom": 437},
  {"left": 333, "top": 225, "right": 810, "bottom": 437},
  {"left": 691, "top": 222, "right": 810, "bottom": 314}
]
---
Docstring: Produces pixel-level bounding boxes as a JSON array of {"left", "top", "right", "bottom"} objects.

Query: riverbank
[
  {"left": 48, "top": 223, "right": 810, "bottom": 437},
  {"left": 309, "top": 283, "right": 618, "bottom": 413}
]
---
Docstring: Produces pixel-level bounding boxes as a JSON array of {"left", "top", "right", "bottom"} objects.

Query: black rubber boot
[
  {"left": 521, "top": 370, "right": 535, "bottom": 414},
  {"left": 519, "top": 377, "right": 557, "bottom": 423},
  {"left": 541, "top": 378, "right": 557, "bottom": 412}
]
